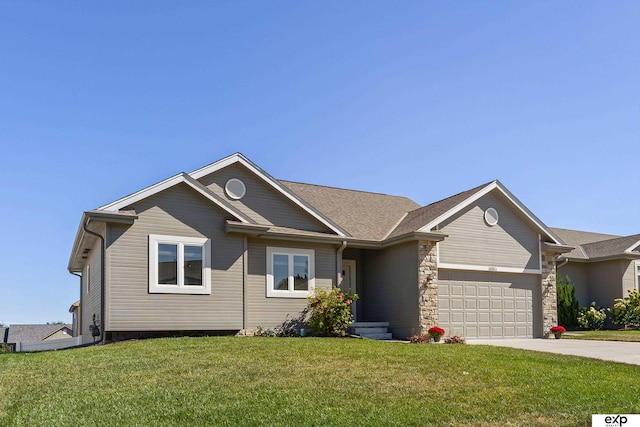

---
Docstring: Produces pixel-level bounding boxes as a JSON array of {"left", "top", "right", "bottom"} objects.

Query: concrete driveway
[{"left": 469, "top": 338, "right": 640, "bottom": 366}]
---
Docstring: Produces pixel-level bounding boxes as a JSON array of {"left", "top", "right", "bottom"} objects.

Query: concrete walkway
[{"left": 469, "top": 338, "right": 640, "bottom": 366}]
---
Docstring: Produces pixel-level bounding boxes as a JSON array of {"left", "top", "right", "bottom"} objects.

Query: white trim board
[{"left": 438, "top": 262, "right": 542, "bottom": 275}]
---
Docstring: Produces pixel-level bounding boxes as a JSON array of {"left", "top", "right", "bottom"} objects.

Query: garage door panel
[
  {"left": 438, "top": 270, "right": 536, "bottom": 339},
  {"left": 451, "top": 312, "right": 464, "bottom": 323},
  {"left": 451, "top": 285, "right": 463, "bottom": 295},
  {"left": 451, "top": 299, "right": 464, "bottom": 309}
]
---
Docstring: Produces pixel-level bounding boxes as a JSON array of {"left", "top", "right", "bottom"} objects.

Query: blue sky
[{"left": 0, "top": 1, "right": 638, "bottom": 325}]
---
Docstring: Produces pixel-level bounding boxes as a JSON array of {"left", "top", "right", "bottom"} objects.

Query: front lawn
[
  {"left": 564, "top": 329, "right": 640, "bottom": 342},
  {"left": 1, "top": 337, "right": 639, "bottom": 426}
]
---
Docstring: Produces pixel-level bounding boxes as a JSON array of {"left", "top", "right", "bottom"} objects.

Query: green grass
[
  {"left": 564, "top": 329, "right": 640, "bottom": 342},
  {"left": 1, "top": 337, "right": 639, "bottom": 426}
]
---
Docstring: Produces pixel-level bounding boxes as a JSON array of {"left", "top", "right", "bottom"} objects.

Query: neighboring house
[
  {"left": 69, "top": 300, "right": 81, "bottom": 337},
  {"left": 552, "top": 228, "right": 640, "bottom": 309},
  {"left": 68, "top": 153, "right": 574, "bottom": 341},
  {"left": 3, "top": 324, "right": 73, "bottom": 352}
]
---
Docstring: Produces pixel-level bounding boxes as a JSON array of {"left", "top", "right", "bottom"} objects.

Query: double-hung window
[
  {"left": 149, "top": 234, "right": 211, "bottom": 294},
  {"left": 636, "top": 261, "right": 640, "bottom": 291},
  {"left": 266, "top": 247, "right": 315, "bottom": 298}
]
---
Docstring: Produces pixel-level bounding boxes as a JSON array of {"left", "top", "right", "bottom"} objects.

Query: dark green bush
[{"left": 557, "top": 274, "right": 580, "bottom": 329}]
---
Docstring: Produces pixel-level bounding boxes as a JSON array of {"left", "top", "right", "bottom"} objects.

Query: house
[
  {"left": 552, "top": 228, "right": 640, "bottom": 308},
  {"left": 68, "top": 153, "right": 575, "bottom": 342},
  {"left": 3, "top": 324, "right": 73, "bottom": 352},
  {"left": 69, "top": 300, "right": 81, "bottom": 337}
]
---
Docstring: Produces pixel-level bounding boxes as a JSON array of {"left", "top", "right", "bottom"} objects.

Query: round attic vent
[
  {"left": 484, "top": 207, "right": 499, "bottom": 226},
  {"left": 225, "top": 178, "right": 246, "bottom": 200}
]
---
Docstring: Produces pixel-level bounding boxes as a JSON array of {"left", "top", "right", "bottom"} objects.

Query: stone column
[
  {"left": 418, "top": 240, "right": 438, "bottom": 334},
  {"left": 540, "top": 251, "right": 558, "bottom": 338}
]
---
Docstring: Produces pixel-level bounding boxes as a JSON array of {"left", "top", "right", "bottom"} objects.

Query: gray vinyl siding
[
  {"left": 622, "top": 261, "right": 637, "bottom": 297},
  {"left": 558, "top": 263, "right": 590, "bottom": 306},
  {"left": 360, "top": 243, "right": 419, "bottom": 339},
  {"left": 438, "top": 191, "right": 540, "bottom": 271},
  {"left": 81, "top": 233, "right": 103, "bottom": 344},
  {"left": 245, "top": 238, "right": 336, "bottom": 329},
  {"left": 106, "top": 183, "right": 244, "bottom": 331},
  {"left": 587, "top": 260, "right": 628, "bottom": 308},
  {"left": 197, "top": 163, "right": 333, "bottom": 233}
]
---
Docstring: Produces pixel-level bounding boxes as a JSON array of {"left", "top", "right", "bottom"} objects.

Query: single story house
[
  {"left": 68, "top": 152, "right": 579, "bottom": 342},
  {"left": 3, "top": 324, "right": 73, "bottom": 352},
  {"left": 552, "top": 228, "right": 640, "bottom": 308},
  {"left": 69, "top": 300, "right": 81, "bottom": 337}
]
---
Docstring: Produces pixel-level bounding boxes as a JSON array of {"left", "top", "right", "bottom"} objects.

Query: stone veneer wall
[
  {"left": 541, "top": 251, "right": 558, "bottom": 338},
  {"left": 418, "top": 240, "right": 438, "bottom": 334}
]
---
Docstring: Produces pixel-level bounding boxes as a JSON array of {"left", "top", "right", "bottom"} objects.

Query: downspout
[
  {"left": 70, "top": 271, "right": 82, "bottom": 337},
  {"left": 336, "top": 241, "right": 347, "bottom": 286},
  {"left": 556, "top": 255, "right": 569, "bottom": 269},
  {"left": 243, "top": 236, "right": 248, "bottom": 331},
  {"left": 83, "top": 219, "right": 106, "bottom": 345}
]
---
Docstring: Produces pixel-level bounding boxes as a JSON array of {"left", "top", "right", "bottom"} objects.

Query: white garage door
[{"left": 438, "top": 270, "right": 537, "bottom": 338}]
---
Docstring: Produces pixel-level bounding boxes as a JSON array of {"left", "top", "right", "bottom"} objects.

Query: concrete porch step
[
  {"left": 351, "top": 321, "right": 389, "bottom": 328},
  {"left": 349, "top": 321, "right": 392, "bottom": 340},
  {"left": 352, "top": 327, "right": 388, "bottom": 335}
]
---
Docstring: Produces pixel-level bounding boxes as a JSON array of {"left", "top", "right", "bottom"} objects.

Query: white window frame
[
  {"left": 266, "top": 247, "right": 315, "bottom": 298},
  {"left": 149, "top": 234, "right": 211, "bottom": 295},
  {"left": 635, "top": 261, "right": 640, "bottom": 291}
]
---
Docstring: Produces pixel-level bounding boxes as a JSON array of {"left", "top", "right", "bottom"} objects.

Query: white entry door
[{"left": 340, "top": 260, "right": 357, "bottom": 321}]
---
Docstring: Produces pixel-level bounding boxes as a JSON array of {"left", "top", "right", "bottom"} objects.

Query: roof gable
[
  {"left": 407, "top": 180, "right": 563, "bottom": 244},
  {"left": 97, "top": 172, "right": 253, "bottom": 224},
  {"left": 387, "top": 183, "right": 488, "bottom": 239},
  {"left": 6, "top": 324, "right": 72, "bottom": 343},
  {"left": 190, "top": 153, "right": 347, "bottom": 236}
]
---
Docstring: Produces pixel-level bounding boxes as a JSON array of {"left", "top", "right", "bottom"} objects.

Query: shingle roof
[
  {"left": 582, "top": 234, "right": 640, "bottom": 259},
  {"left": 279, "top": 180, "right": 420, "bottom": 241},
  {"left": 5, "top": 324, "right": 72, "bottom": 344},
  {"left": 387, "top": 182, "right": 492, "bottom": 238},
  {"left": 550, "top": 227, "right": 640, "bottom": 260}
]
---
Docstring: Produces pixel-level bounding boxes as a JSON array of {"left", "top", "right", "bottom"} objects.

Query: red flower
[
  {"left": 428, "top": 326, "right": 445, "bottom": 336},
  {"left": 550, "top": 326, "right": 566, "bottom": 333}
]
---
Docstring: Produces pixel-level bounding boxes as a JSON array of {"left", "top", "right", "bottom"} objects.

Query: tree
[{"left": 556, "top": 274, "right": 579, "bottom": 329}]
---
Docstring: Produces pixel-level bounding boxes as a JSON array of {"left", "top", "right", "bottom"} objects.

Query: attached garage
[{"left": 438, "top": 270, "right": 538, "bottom": 338}]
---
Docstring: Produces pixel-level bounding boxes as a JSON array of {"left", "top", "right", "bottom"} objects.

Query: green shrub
[
  {"left": 578, "top": 303, "right": 607, "bottom": 330},
  {"left": 0, "top": 343, "right": 9, "bottom": 354},
  {"left": 307, "top": 288, "right": 358, "bottom": 337},
  {"left": 610, "top": 289, "right": 640, "bottom": 329},
  {"left": 556, "top": 274, "right": 580, "bottom": 329}
]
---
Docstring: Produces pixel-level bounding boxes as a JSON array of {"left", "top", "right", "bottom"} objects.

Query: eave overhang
[
  {"left": 68, "top": 210, "right": 138, "bottom": 273},
  {"left": 225, "top": 220, "right": 447, "bottom": 248},
  {"left": 542, "top": 242, "right": 575, "bottom": 255}
]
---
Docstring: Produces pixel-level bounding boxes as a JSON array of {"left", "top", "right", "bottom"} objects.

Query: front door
[{"left": 340, "top": 260, "right": 357, "bottom": 321}]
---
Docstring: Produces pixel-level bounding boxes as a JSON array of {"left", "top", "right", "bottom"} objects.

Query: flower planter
[
  {"left": 433, "top": 335, "right": 441, "bottom": 343},
  {"left": 554, "top": 333, "right": 562, "bottom": 339}
]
